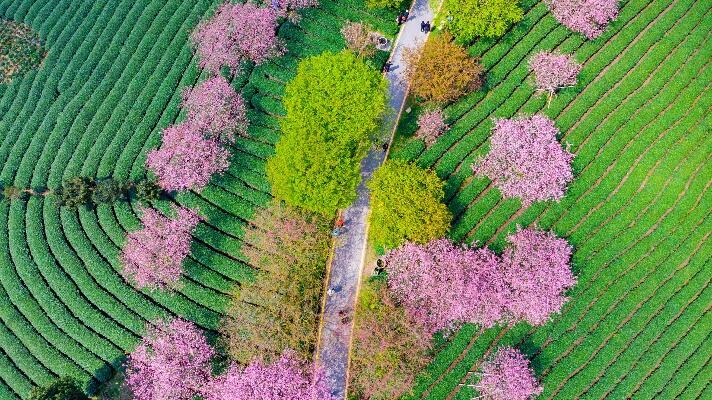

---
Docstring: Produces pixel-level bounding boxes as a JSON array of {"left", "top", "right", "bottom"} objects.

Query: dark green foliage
[
  {"left": 28, "top": 377, "right": 88, "bottom": 400},
  {"left": 133, "top": 180, "right": 161, "bottom": 203},
  {"left": 92, "top": 179, "right": 126, "bottom": 204},
  {"left": 59, "top": 177, "right": 94, "bottom": 209}
]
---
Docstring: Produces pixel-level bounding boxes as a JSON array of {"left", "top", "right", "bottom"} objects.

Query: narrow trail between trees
[{"left": 314, "top": 0, "right": 436, "bottom": 398}]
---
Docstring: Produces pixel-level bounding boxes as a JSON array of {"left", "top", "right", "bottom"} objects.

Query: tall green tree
[
  {"left": 367, "top": 160, "right": 452, "bottom": 251},
  {"left": 442, "top": 0, "right": 524, "bottom": 42},
  {"left": 267, "top": 51, "right": 387, "bottom": 215}
]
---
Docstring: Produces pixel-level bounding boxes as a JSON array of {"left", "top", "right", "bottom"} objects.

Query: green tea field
[
  {"left": 391, "top": 0, "right": 711, "bottom": 398},
  {"left": 0, "top": 0, "right": 395, "bottom": 397},
  {"left": 0, "top": 0, "right": 710, "bottom": 398}
]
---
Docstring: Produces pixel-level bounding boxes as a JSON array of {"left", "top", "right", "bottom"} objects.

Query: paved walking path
[{"left": 315, "top": 0, "right": 436, "bottom": 398}]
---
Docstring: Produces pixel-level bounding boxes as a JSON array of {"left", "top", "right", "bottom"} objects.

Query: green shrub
[
  {"left": 28, "top": 377, "right": 88, "bottom": 400},
  {"left": 366, "top": 0, "right": 404, "bottom": 9},
  {"left": 0, "top": 19, "right": 47, "bottom": 84},
  {"left": 367, "top": 160, "right": 452, "bottom": 250},
  {"left": 266, "top": 51, "right": 387, "bottom": 215}
]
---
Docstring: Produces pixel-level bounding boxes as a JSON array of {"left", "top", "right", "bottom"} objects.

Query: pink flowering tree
[
  {"left": 182, "top": 75, "right": 249, "bottom": 143},
  {"left": 125, "top": 318, "right": 214, "bottom": 400},
  {"left": 146, "top": 122, "right": 231, "bottom": 192},
  {"left": 501, "top": 227, "right": 576, "bottom": 325},
  {"left": 191, "top": 1, "right": 284, "bottom": 75},
  {"left": 384, "top": 239, "right": 508, "bottom": 335},
  {"left": 529, "top": 51, "right": 581, "bottom": 105},
  {"left": 472, "top": 115, "right": 574, "bottom": 206},
  {"left": 202, "top": 350, "right": 333, "bottom": 400},
  {"left": 545, "top": 0, "right": 619, "bottom": 39},
  {"left": 416, "top": 109, "right": 449, "bottom": 146},
  {"left": 474, "top": 347, "right": 542, "bottom": 400},
  {"left": 121, "top": 206, "right": 201, "bottom": 290}
]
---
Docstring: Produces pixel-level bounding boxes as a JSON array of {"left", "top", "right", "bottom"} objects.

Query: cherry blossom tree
[
  {"left": 341, "top": 21, "right": 378, "bottom": 58},
  {"left": 501, "top": 227, "right": 576, "bottom": 326},
  {"left": 125, "top": 318, "right": 214, "bottom": 400},
  {"left": 121, "top": 206, "right": 201, "bottom": 290},
  {"left": 416, "top": 109, "right": 449, "bottom": 146},
  {"left": 472, "top": 115, "right": 574, "bottom": 206},
  {"left": 182, "top": 75, "right": 249, "bottom": 143},
  {"left": 202, "top": 350, "right": 333, "bottom": 400},
  {"left": 146, "top": 122, "right": 231, "bottom": 192},
  {"left": 529, "top": 51, "right": 581, "bottom": 105},
  {"left": 474, "top": 347, "right": 542, "bottom": 400},
  {"left": 384, "top": 239, "right": 507, "bottom": 335},
  {"left": 544, "top": 0, "right": 619, "bottom": 39},
  {"left": 191, "top": 1, "right": 284, "bottom": 75}
]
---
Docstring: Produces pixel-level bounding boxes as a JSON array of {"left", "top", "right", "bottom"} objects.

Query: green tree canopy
[
  {"left": 367, "top": 160, "right": 452, "bottom": 251},
  {"left": 442, "top": 0, "right": 524, "bottom": 42},
  {"left": 267, "top": 51, "right": 388, "bottom": 215},
  {"left": 29, "top": 377, "right": 87, "bottom": 400}
]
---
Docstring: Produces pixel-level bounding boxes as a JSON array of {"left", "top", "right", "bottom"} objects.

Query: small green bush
[{"left": 367, "top": 160, "right": 452, "bottom": 251}]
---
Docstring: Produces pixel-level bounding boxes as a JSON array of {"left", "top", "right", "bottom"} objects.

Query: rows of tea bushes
[
  {"left": 0, "top": 0, "right": 398, "bottom": 397},
  {"left": 391, "top": 0, "right": 712, "bottom": 398}
]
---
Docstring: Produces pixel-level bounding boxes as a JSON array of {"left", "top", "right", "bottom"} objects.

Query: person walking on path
[{"left": 332, "top": 216, "right": 345, "bottom": 236}]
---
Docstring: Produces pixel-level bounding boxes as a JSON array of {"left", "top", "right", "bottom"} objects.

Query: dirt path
[{"left": 314, "top": 0, "right": 436, "bottom": 398}]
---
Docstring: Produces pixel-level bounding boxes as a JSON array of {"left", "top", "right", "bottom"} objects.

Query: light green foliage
[
  {"left": 267, "top": 51, "right": 387, "bottom": 215},
  {"left": 367, "top": 160, "right": 452, "bottom": 250},
  {"left": 366, "top": 0, "right": 404, "bottom": 9},
  {"left": 442, "top": 0, "right": 524, "bottom": 42}
]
